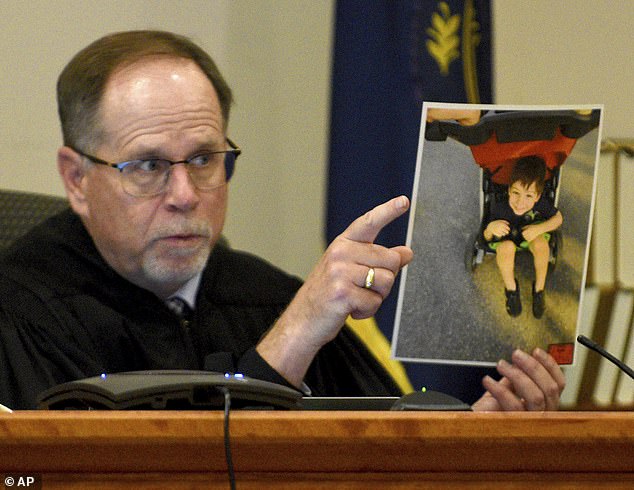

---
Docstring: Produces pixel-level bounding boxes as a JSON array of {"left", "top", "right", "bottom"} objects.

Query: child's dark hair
[{"left": 510, "top": 156, "right": 546, "bottom": 194}]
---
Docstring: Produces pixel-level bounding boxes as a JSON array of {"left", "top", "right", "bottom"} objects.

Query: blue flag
[{"left": 328, "top": 0, "right": 494, "bottom": 403}]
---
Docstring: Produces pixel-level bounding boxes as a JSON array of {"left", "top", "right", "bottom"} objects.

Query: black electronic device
[
  {"left": 299, "top": 390, "right": 471, "bottom": 411},
  {"left": 300, "top": 396, "right": 400, "bottom": 410},
  {"left": 37, "top": 370, "right": 303, "bottom": 410},
  {"left": 390, "top": 389, "right": 472, "bottom": 411}
]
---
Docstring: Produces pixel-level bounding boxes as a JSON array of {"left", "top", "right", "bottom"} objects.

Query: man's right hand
[{"left": 256, "top": 196, "right": 413, "bottom": 387}]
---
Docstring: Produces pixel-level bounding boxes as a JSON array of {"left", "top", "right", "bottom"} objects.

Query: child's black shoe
[
  {"left": 505, "top": 280, "right": 521, "bottom": 317},
  {"left": 532, "top": 282, "right": 545, "bottom": 319}
]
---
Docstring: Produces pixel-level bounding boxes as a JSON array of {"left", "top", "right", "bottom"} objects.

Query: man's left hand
[{"left": 472, "top": 348, "right": 566, "bottom": 411}]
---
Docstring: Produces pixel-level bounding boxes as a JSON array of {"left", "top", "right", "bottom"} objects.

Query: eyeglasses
[{"left": 70, "top": 138, "right": 241, "bottom": 197}]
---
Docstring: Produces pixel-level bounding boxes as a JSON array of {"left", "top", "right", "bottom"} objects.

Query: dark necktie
[{"left": 166, "top": 296, "right": 192, "bottom": 319}]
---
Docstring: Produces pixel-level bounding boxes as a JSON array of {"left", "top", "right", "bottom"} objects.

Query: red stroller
[{"left": 424, "top": 109, "right": 601, "bottom": 270}]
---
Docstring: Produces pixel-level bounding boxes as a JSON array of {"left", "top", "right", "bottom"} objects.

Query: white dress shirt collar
[{"left": 167, "top": 272, "right": 202, "bottom": 310}]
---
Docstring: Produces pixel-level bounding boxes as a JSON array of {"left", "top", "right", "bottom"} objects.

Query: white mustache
[{"left": 151, "top": 220, "right": 212, "bottom": 240}]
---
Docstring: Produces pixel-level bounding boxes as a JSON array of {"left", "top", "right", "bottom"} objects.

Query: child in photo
[{"left": 483, "top": 156, "right": 563, "bottom": 318}]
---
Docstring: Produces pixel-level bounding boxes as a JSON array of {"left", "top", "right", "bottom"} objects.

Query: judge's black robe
[{"left": 0, "top": 210, "right": 400, "bottom": 409}]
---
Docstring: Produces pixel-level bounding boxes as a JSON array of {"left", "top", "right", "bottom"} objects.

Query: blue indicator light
[
  {"left": 224, "top": 373, "right": 231, "bottom": 378},
  {"left": 235, "top": 373, "right": 244, "bottom": 379},
  {"left": 100, "top": 373, "right": 107, "bottom": 380}
]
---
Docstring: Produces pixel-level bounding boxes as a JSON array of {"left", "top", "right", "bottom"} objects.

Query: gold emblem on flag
[
  {"left": 426, "top": 0, "right": 482, "bottom": 103},
  {"left": 426, "top": 2, "right": 461, "bottom": 76}
]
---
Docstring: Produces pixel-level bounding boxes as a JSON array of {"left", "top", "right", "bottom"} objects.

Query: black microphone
[{"left": 577, "top": 335, "right": 634, "bottom": 380}]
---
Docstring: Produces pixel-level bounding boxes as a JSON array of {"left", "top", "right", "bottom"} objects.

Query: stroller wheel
[
  {"left": 464, "top": 232, "right": 482, "bottom": 272},
  {"left": 548, "top": 230, "right": 563, "bottom": 271}
]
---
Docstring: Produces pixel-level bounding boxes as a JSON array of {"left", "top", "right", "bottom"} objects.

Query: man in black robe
[{"left": 0, "top": 30, "right": 565, "bottom": 410}]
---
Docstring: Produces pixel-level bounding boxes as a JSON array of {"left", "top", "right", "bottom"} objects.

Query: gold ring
[{"left": 364, "top": 267, "right": 375, "bottom": 289}]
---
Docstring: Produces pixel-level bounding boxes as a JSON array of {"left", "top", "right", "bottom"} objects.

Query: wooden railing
[{"left": 1, "top": 411, "right": 633, "bottom": 489}]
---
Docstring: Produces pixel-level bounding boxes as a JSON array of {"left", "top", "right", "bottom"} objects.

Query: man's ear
[{"left": 57, "top": 146, "right": 89, "bottom": 217}]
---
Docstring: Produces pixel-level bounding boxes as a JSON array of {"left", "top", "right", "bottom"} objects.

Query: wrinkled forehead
[
  {"left": 105, "top": 57, "right": 219, "bottom": 110},
  {"left": 98, "top": 57, "right": 224, "bottom": 151}
]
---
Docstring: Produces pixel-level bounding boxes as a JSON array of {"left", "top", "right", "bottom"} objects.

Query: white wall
[
  {"left": 221, "top": 1, "right": 333, "bottom": 279},
  {"left": 2, "top": 0, "right": 633, "bottom": 282},
  {"left": 493, "top": 1, "right": 634, "bottom": 137}
]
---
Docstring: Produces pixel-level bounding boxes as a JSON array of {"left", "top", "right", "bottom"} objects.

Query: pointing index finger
[{"left": 342, "top": 196, "right": 410, "bottom": 244}]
